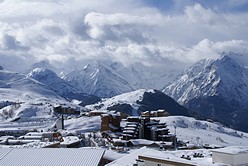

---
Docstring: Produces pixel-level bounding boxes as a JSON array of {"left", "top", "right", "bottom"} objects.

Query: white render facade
[{"left": 212, "top": 146, "right": 248, "bottom": 166}]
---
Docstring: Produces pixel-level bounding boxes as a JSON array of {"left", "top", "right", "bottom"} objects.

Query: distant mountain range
[
  {"left": 63, "top": 61, "right": 134, "bottom": 98},
  {"left": 164, "top": 53, "right": 248, "bottom": 132},
  {"left": 30, "top": 60, "right": 179, "bottom": 98},
  {"left": 0, "top": 68, "right": 66, "bottom": 121},
  {"left": 27, "top": 68, "right": 100, "bottom": 106},
  {"left": 2, "top": 52, "right": 248, "bottom": 133},
  {"left": 0, "top": 67, "right": 190, "bottom": 122}
]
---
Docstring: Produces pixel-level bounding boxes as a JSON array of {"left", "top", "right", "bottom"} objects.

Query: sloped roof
[
  {"left": 106, "top": 147, "right": 149, "bottom": 166},
  {"left": 212, "top": 146, "right": 248, "bottom": 155},
  {"left": 0, "top": 148, "right": 105, "bottom": 166}
]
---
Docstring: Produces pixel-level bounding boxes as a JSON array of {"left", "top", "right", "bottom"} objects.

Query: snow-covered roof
[
  {"left": 123, "top": 130, "right": 135, "bottom": 133},
  {"left": 106, "top": 147, "right": 149, "bottom": 166},
  {"left": 128, "top": 139, "right": 154, "bottom": 146},
  {"left": 212, "top": 146, "right": 248, "bottom": 155},
  {"left": 103, "top": 150, "right": 126, "bottom": 161},
  {"left": 0, "top": 136, "right": 15, "bottom": 140},
  {"left": 0, "top": 148, "right": 105, "bottom": 166},
  {"left": 0, "top": 128, "right": 26, "bottom": 132},
  {"left": 60, "top": 136, "right": 80, "bottom": 146},
  {"left": 126, "top": 122, "right": 139, "bottom": 125},
  {"left": 112, "top": 139, "right": 127, "bottom": 143},
  {"left": 90, "top": 110, "right": 108, "bottom": 113},
  {"left": 0, "top": 141, "right": 60, "bottom": 148},
  {"left": 126, "top": 124, "right": 138, "bottom": 128},
  {"left": 124, "top": 127, "right": 136, "bottom": 130},
  {"left": 106, "top": 146, "right": 217, "bottom": 166},
  {"left": 0, "top": 148, "right": 11, "bottom": 160},
  {"left": 18, "top": 135, "right": 43, "bottom": 140},
  {"left": 157, "top": 109, "right": 165, "bottom": 112}
]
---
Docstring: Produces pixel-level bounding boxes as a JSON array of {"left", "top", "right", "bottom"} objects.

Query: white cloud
[
  {"left": 84, "top": 12, "right": 158, "bottom": 44},
  {"left": 184, "top": 3, "right": 216, "bottom": 23},
  {"left": 0, "top": 1, "right": 248, "bottom": 72}
]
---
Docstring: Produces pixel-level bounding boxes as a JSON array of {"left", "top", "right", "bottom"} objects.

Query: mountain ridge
[
  {"left": 164, "top": 53, "right": 248, "bottom": 131},
  {"left": 64, "top": 61, "right": 134, "bottom": 98},
  {"left": 27, "top": 68, "right": 101, "bottom": 106}
]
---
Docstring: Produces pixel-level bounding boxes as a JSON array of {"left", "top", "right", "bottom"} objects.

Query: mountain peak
[
  {"left": 27, "top": 67, "right": 100, "bottom": 104},
  {"left": 27, "top": 60, "right": 57, "bottom": 74},
  {"left": 65, "top": 61, "right": 133, "bottom": 98},
  {"left": 82, "top": 61, "right": 110, "bottom": 74},
  {"left": 219, "top": 51, "right": 248, "bottom": 68},
  {"left": 28, "top": 68, "right": 57, "bottom": 79},
  {"left": 165, "top": 54, "right": 248, "bottom": 104},
  {"left": 216, "top": 53, "right": 237, "bottom": 65},
  {"left": 164, "top": 53, "right": 248, "bottom": 132},
  {"left": 0, "top": 65, "right": 3, "bottom": 70}
]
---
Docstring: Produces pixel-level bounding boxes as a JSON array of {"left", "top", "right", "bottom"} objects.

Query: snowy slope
[
  {"left": 109, "top": 62, "right": 180, "bottom": 90},
  {"left": 86, "top": 89, "right": 190, "bottom": 116},
  {"left": 63, "top": 61, "right": 181, "bottom": 98},
  {"left": 164, "top": 53, "right": 248, "bottom": 131},
  {"left": 64, "top": 115, "right": 248, "bottom": 147},
  {"left": 0, "top": 69, "right": 77, "bottom": 121},
  {"left": 64, "top": 61, "right": 134, "bottom": 98},
  {"left": 0, "top": 69, "right": 60, "bottom": 98},
  {"left": 158, "top": 116, "right": 248, "bottom": 147},
  {"left": 28, "top": 68, "right": 100, "bottom": 105},
  {"left": 164, "top": 54, "right": 248, "bottom": 106},
  {"left": 64, "top": 116, "right": 101, "bottom": 134},
  {"left": 87, "top": 89, "right": 147, "bottom": 115},
  {"left": 107, "top": 62, "right": 150, "bottom": 90}
]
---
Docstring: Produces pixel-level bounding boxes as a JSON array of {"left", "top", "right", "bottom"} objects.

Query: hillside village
[{"left": 1, "top": 104, "right": 248, "bottom": 166}]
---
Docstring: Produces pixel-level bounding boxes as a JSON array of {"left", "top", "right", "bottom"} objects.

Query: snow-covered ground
[
  {"left": 156, "top": 116, "right": 248, "bottom": 147},
  {"left": 0, "top": 69, "right": 81, "bottom": 121},
  {"left": 86, "top": 89, "right": 155, "bottom": 115},
  {"left": 64, "top": 116, "right": 101, "bottom": 134},
  {"left": 0, "top": 119, "right": 55, "bottom": 131}
]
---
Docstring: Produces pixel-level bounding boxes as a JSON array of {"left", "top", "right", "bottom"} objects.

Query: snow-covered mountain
[
  {"left": 28, "top": 68, "right": 100, "bottom": 105},
  {"left": 107, "top": 62, "right": 150, "bottom": 90},
  {"left": 26, "top": 60, "right": 58, "bottom": 74},
  {"left": 0, "top": 68, "right": 79, "bottom": 121},
  {"left": 108, "top": 62, "right": 180, "bottom": 90},
  {"left": 64, "top": 61, "right": 134, "bottom": 98},
  {"left": 63, "top": 61, "right": 180, "bottom": 98},
  {"left": 164, "top": 53, "right": 248, "bottom": 132},
  {"left": 86, "top": 89, "right": 191, "bottom": 116}
]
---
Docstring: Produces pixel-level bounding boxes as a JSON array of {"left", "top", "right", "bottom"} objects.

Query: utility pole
[
  {"left": 174, "top": 125, "right": 177, "bottom": 150},
  {"left": 61, "top": 115, "right": 64, "bottom": 130}
]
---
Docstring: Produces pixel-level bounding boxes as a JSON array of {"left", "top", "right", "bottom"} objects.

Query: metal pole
[{"left": 174, "top": 125, "right": 177, "bottom": 150}]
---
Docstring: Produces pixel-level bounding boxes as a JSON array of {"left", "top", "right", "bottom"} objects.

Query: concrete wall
[
  {"left": 138, "top": 155, "right": 194, "bottom": 166},
  {"left": 234, "top": 153, "right": 248, "bottom": 166},
  {"left": 144, "top": 160, "right": 174, "bottom": 166},
  {"left": 212, "top": 152, "right": 234, "bottom": 165},
  {"left": 213, "top": 151, "right": 248, "bottom": 165}
]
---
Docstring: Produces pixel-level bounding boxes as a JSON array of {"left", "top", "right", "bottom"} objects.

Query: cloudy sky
[{"left": 0, "top": 0, "right": 248, "bottom": 71}]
